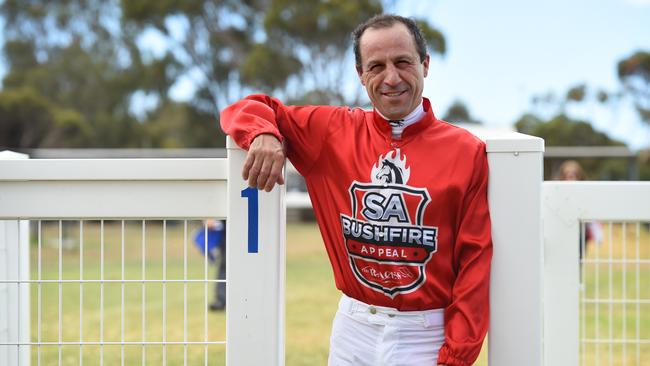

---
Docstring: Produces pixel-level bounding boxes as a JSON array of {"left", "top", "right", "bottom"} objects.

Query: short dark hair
[{"left": 352, "top": 14, "right": 428, "bottom": 69}]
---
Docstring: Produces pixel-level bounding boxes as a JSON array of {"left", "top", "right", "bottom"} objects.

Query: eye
[
  {"left": 396, "top": 60, "right": 411, "bottom": 67},
  {"left": 368, "top": 63, "right": 384, "bottom": 72}
]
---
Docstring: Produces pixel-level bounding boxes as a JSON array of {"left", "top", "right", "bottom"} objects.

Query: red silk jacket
[{"left": 221, "top": 94, "right": 492, "bottom": 366}]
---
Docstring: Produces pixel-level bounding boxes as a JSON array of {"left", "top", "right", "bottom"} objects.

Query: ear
[
  {"left": 356, "top": 65, "right": 366, "bottom": 86},
  {"left": 422, "top": 54, "right": 430, "bottom": 77}
]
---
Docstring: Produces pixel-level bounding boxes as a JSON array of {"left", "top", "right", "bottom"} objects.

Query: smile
[{"left": 382, "top": 91, "right": 406, "bottom": 97}]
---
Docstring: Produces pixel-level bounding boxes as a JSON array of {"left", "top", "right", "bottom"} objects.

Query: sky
[
  {"left": 0, "top": 0, "right": 648, "bottom": 149},
  {"left": 394, "top": 0, "right": 650, "bottom": 149}
]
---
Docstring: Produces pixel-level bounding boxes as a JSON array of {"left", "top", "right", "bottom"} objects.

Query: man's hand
[{"left": 242, "top": 134, "right": 285, "bottom": 192}]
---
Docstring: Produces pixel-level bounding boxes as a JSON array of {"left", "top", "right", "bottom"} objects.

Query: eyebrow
[
  {"left": 394, "top": 54, "right": 416, "bottom": 61},
  {"left": 366, "top": 53, "right": 415, "bottom": 64}
]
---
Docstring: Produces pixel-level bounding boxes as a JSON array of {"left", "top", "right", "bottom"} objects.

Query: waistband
[{"left": 338, "top": 294, "right": 444, "bottom": 327}]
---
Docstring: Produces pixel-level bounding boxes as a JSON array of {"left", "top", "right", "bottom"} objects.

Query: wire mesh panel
[
  {"left": 7, "top": 219, "right": 227, "bottom": 366},
  {"left": 579, "top": 221, "right": 650, "bottom": 366}
]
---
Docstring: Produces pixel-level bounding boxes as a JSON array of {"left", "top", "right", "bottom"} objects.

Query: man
[
  {"left": 193, "top": 219, "right": 227, "bottom": 311},
  {"left": 221, "top": 14, "right": 491, "bottom": 366}
]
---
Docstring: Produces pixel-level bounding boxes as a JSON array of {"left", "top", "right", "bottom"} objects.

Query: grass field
[{"left": 28, "top": 220, "right": 648, "bottom": 365}]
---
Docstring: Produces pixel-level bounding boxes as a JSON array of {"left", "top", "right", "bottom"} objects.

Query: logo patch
[{"left": 341, "top": 149, "right": 438, "bottom": 297}]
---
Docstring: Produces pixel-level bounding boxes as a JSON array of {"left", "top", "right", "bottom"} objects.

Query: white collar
[{"left": 377, "top": 100, "right": 425, "bottom": 139}]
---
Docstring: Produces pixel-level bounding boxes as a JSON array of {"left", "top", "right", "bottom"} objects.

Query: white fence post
[
  {"left": 226, "top": 137, "right": 286, "bottom": 366},
  {"left": 463, "top": 128, "right": 544, "bottom": 365},
  {"left": 486, "top": 133, "right": 544, "bottom": 366},
  {"left": 0, "top": 151, "right": 30, "bottom": 366}
]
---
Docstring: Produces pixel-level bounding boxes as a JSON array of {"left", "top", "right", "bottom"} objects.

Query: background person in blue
[{"left": 194, "top": 219, "right": 226, "bottom": 311}]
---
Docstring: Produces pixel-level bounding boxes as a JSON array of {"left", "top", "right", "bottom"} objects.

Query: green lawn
[{"left": 29, "top": 221, "right": 648, "bottom": 365}]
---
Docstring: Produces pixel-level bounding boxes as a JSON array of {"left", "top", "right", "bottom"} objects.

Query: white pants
[{"left": 328, "top": 295, "right": 445, "bottom": 366}]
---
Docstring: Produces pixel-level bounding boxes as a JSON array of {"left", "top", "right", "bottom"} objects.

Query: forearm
[
  {"left": 220, "top": 94, "right": 285, "bottom": 150},
  {"left": 438, "top": 144, "right": 492, "bottom": 366}
]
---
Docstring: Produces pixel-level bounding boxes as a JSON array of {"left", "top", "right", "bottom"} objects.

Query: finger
[
  {"left": 257, "top": 157, "right": 274, "bottom": 190},
  {"left": 265, "top": 157, "right": 286, "bottom": 191},
  {"left": 273, "top": 148, "right": 286, "bottom": 186},
  {"left": 242, "top": 152, "right": 255, "bottom": 181},
  {"left": 263, "top": 151, "right": 286, "bottom": 191},
  {"left": 275, "top": 155, "right": 285, "bottom": 186},
  {"left": 247, "top": 154, "right": 263, "bottom": 188},
  {"left": 274, "top": 153, "right": 285, "bottom": 186}
]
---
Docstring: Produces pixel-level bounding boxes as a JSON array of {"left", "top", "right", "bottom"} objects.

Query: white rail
[{"left": 0, "top": 159, "right": 228, "bottom": 219}]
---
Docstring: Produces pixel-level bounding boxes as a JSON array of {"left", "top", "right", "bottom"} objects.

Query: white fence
[
  {"left": 0, "top": 141, "right": 285, "bottom": 365},
  {"left": 2, "top": 130, "right": 547, "bottom": 365},
  {"left": 543, "top": 182, "right": 650, "bottom": 366}
]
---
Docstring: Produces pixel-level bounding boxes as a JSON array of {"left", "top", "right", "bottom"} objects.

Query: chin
[{"left": 383, "top": 110, "right": 407, "bottom": 120}]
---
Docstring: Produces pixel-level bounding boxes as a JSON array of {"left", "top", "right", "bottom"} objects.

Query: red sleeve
[
  {"left": 438, "top": 142, "right": 492, "bottom": 366},
  {"left": 220, "top": 94, "right": 347, "bottom": 176}
]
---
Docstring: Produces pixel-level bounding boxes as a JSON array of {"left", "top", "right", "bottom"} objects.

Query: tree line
[
  {"left": 0, "top": 1, "right": 648, "bottom": 179},
  {"left": 0, "top": 0, "right": 444, "bottom": 148}
]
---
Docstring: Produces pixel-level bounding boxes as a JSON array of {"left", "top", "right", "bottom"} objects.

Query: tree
[
  {"left": 441, "top": 100, "right": 480, "bottom": 124},
  {"left": 514, "top": 113, "right": 629, "bottom": 180},
  {"left": 0, "top": 0, "right": 156, "bottom": 147},
  {"left": 531, "top": 83, "right": 593, "bottom": 118},
  {"left": 617, "top": 50, "right": 650, "bottom": 123},
  {"left": 121, "top": 0, "right": 446, "bottom": 109},
  {"left": 0, "top": 87, "right": 88, "bottom": 148},
  {"left": 639, "top": 149, "right": 650, "bottom": 181},
  {"left": 517, "top": 114, "right": 620, "bottom": 147},
  {"left": 565, "top": 84, "right": 586, "bottom": 103},
  {"left": 142, "top": 101, "right": 226, "bottom": 148},
  {"left": 1, "top": 1, "right": 447, "bottom": 148}
]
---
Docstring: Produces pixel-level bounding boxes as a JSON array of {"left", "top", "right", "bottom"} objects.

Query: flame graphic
[{"left": 371, "top": 149, "right": 410, "bottom": 184}]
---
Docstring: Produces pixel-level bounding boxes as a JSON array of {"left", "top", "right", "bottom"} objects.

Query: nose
[{"left": 383, "top": 64, "right": 401, "bottom": 86}]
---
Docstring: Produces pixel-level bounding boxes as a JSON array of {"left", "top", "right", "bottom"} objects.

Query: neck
[{"left": 377, "top": 100, "right": 425, "bottom": 139}]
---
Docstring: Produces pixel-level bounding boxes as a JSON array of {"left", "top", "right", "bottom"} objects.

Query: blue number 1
[{"left": 241, "top": 187, "right": 259, "bottom": 253}]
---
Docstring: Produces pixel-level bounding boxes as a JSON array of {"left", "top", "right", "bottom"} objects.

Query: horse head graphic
[{"left": 371, "top": 149, "right": 410, "bottom": 185}]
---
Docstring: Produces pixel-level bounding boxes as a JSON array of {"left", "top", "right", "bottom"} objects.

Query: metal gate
[
  {"left": 544, "top": 182, "right": 650, "bottom": 365},
  {"left": 0, "top": 141, "right": 286, "bottom": 366}
]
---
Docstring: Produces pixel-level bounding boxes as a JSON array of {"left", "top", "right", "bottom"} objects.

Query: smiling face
[{"left": 356, "top": 23, "right": 429, "bottom": 120}]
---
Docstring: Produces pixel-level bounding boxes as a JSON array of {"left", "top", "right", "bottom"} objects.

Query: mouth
[{"left": 381, "top": 90, "right": 407, "bottom": 97}]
